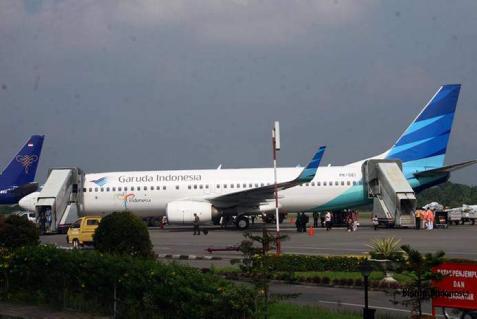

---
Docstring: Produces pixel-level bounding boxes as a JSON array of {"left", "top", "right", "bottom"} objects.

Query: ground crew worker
[
  {"left": 193, "top": 213, "right": 200, "bottom": 235},
  {"left": 320, "top": 213, "right": 326, "bottom": 227},
  {"left": 428, "top": 209, "right": 435, "bottom": 230},
  {"left": 313, "top": 212, "right": 319, "bottom": 228}
]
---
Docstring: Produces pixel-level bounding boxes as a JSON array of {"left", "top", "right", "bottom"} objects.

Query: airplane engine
[{"left": 166, "top": 201, "right": 219, "bottom": 224}]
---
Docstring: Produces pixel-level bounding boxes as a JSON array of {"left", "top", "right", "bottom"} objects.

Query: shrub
[
  {"left": 367, "top": 237, "right": 403, "bottom": 261},
  {"left": 93, "top": 212, "right": 153, "bottom": 258},
  {"left": 0, "top": 245, "right": 257, "bottom": 319},
  {"left": 0, "top": 214, "right": 39, "bottom": 249},
  {"left": 354, "top": 278, "right": 363, "bottom": 287},
  {"left": 321, "top": 277, "right": 330, "bottom": 285},
  {"left": 261, "top": 254, "right": 366, "bottom": 272}
]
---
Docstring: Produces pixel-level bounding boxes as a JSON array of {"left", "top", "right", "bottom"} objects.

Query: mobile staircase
[{"left": 363, "top": 160, "right": 416, "bottom": 228}]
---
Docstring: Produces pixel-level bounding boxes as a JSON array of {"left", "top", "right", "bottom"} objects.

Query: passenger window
[
  {"left": 230, "top": 184, "right": 234, "bottom": 188},
  {"left": 100, "top": 188, "right": 104, "bottom": 192},
  {"left": 305, "top": 183, "right": 309, "bottom": 187},
  {"left": 89, "top": 188, "right": 92, "bottom": 192},
  {"left": 341, "top": 181, "right": 344, "bottom": 186},
  {"left": 335, "top": 181, "right": 339, "bottom": 186},
  {"left": 353, "top": 181, "right": 357, "bottom": 186},
  {"left": 199, "top": 185, "right": 203, "bottom": 189},
  {"left": 188, "top": 185, "right": 192, "bottom": 190},
  {"left": 223, "top": 184, "right": 227, "bottom": 188},
  {"left": 329, "top": 182, "right": 333, "bottom": 186},
  {"left": 82, "top": 188, "right": 86, "bottom": 192},
  {"left": 347, "top": 181, "right": 351, "bottom": 186},
  {"left": 205, "top": 185, "right": 209, "bottom": 189},
  {"left": 124, "top": 187, "right": 128, "bottom": 191},
  {"left": 249, "top": 183, "right": 253, "bottom": 188},
  {"left": 237, "top": 184, "right": 240, "bottom": 188},
  {"left": 217, "top": 184, "right": 220, "bottom": 188},
  {"left": 317, "top": 182, "right": 321, "bottom": 186},
  {"left": 131, "top": 187, "right": 135, "bottom": 191},
  {"left": 311, "top": 182, "right": 315, "bottom": 186},
  {"left": 194, "top": 185, "right": 197, "bottom": 189},
  {"left": 163, "top": 186, "right": 166, "bottom": 190},
  {"left": 118, "top": 187, "right": 122, "bottom": 191},
  {"left": 261, "top": 183, "right": 265, "bottom": 187},
  {"left": 243, "top": 184, "right": 246, "bottom": 188},
  {"left": 143, "top": 186, "right": 147, "bottom": 191},
  {"left": 176, "top": 185, "right": 179, "bottom": 190},
  {"left": 255, "top": 183, "right": 259, "bottom": 187},
  {"left": 323, "top": 182, "right": 327, "bottom": 186},
  {"left": 156, "top": 186, "right": 160, "bottom": 190}
]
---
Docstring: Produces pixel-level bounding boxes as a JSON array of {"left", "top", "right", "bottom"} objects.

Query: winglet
[{"left": 296, "top": 146, "right": 326, "bottom": 182}]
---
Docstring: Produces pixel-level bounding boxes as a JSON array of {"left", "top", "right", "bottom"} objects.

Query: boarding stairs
[
  {"left": 363, "top": 160, "right": 416, "bottom": 227},
  {"left": 34, "top": 168, "right": 84, "bottom": 233}
]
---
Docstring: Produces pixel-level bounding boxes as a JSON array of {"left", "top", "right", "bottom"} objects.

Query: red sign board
[{"left": 432, "top": 262, "right": 477, "bottom": 310}]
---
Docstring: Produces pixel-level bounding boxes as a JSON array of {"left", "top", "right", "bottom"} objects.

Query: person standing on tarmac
[
  {"left": 372, "top": 215, "right": 379, "bottom": 230},
  {"left": 193, "top": 213, "right": 200, "bottom": 235},
  {"left": 325, "top": 211, "right": 332, "bottom": 231},
  {"left": 415, "top": 209, "right": 422, "bottom": 230},
  {"left": 302, "top": 213, "right": 309, "bottom": 232},
  {"left": 295, "top": 213, "right": 302, "bottom": 232},
  {"left": 313, "top": 212, "right": 319, "bottom": 228}
]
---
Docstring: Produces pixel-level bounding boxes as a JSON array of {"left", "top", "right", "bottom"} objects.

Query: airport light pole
[
  {"left": 359, "top": 259, "right": 376, "bottom": 319},
  {"left": 272, "top": 121, "right": 281, "bottom": 255}
]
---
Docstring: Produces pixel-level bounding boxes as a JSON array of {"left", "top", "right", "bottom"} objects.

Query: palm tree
[{"left": 398, "top": 245, "right": 445, "bottom": 318}]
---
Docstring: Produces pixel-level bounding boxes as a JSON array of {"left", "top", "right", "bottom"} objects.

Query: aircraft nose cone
[{"left": 19, "top": 193, "right": 37, "bottom": 212}]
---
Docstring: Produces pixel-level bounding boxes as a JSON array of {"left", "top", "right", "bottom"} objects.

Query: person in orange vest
[
  {"left": 425, "top": 208, "right": 432, "bottom": 230},
  {"left": 428, "top": 209, "right": 435, "bottom": 230}
]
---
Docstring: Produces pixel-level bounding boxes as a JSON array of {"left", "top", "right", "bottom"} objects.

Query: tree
[
  {"left": 233, "top": 228, "right": 288, "bottom": 319},
  {"left": 0, "top": 214, "right": 39, "bottom": 249},
  {"left": 93, "top": 212, "right": 154, "bottom": 258},
  {"left": 395, "top": 245, "right": 445, "bottom": 318}
]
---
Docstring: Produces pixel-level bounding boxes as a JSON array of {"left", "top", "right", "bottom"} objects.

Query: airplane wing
[
  {"left": 207, "top": 146, "right": 326, "bottom": 209},
  {"left": 414, "top": 160, "right": 477, "bottom": 178}
]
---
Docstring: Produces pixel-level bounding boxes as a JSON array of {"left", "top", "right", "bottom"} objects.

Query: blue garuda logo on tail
[{"left": 15, "top": 155, "right": 38, "bottom": 174}]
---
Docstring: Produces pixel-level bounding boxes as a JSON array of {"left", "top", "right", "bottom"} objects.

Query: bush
[
  {"left": 93, "top": 212, "right": 153, "bottom": 258},
  {"left": 262, "top": 254, "right": 366, "bottom": 272},
  {"left": 0, "top": 214, "right": 39, "bottom": 249},
  {"left": 0, "top": 245, "right": 257, "bottom": 319}
]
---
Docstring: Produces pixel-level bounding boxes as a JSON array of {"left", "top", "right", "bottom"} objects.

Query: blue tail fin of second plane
[
  {"left": 385, "top": 84, "right": 461, "bottom": 170},
  {"left": 0, "top": 135, "right": 45, "bottom": 187}
]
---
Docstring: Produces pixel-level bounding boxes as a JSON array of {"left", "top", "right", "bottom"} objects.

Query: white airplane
[{"left": 20, "top": 84, "right": 477, "bottom": 229}]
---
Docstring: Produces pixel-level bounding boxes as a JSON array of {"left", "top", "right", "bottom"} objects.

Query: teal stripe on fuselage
[{"left": 312, "top": 173, "right": 447, "bottom": 212}]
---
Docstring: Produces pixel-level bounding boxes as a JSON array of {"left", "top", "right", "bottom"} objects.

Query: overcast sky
[{"left": 1, "top": 0, "right": 476, "bottom": 185}]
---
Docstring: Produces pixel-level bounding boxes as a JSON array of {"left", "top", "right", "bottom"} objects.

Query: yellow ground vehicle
[{"left": 66, "top": 216, "right": 101, "bottom": 248}]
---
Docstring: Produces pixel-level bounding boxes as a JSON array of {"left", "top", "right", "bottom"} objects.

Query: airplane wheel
[{"left": 236, "top": 216, "right": 249, "bottom": 230}]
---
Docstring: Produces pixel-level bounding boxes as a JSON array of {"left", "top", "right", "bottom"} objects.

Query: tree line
[{"left": 416, "top": 182, "right": 477, "bottom": 208}]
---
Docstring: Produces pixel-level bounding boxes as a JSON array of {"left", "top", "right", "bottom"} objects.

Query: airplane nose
[{"left": 19, "top": 192, "right": 37, "bottom": 212}]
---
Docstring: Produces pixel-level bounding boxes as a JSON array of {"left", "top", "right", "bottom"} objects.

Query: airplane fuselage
[{"left": 81, "top": 165, "right": 447, "bottom": 217}]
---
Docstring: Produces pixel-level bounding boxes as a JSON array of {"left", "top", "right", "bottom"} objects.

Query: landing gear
[{"left": 235, "top": 216, "right": 250, "bottom": 230}]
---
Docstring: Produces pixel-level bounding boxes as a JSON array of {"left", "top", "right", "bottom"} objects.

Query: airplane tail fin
[
  {"left": 385, "top": 84, "right": 461, "bottom": 170},
  {"left": 0, "top": 135, "right": 45, "bottom": 187}
]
